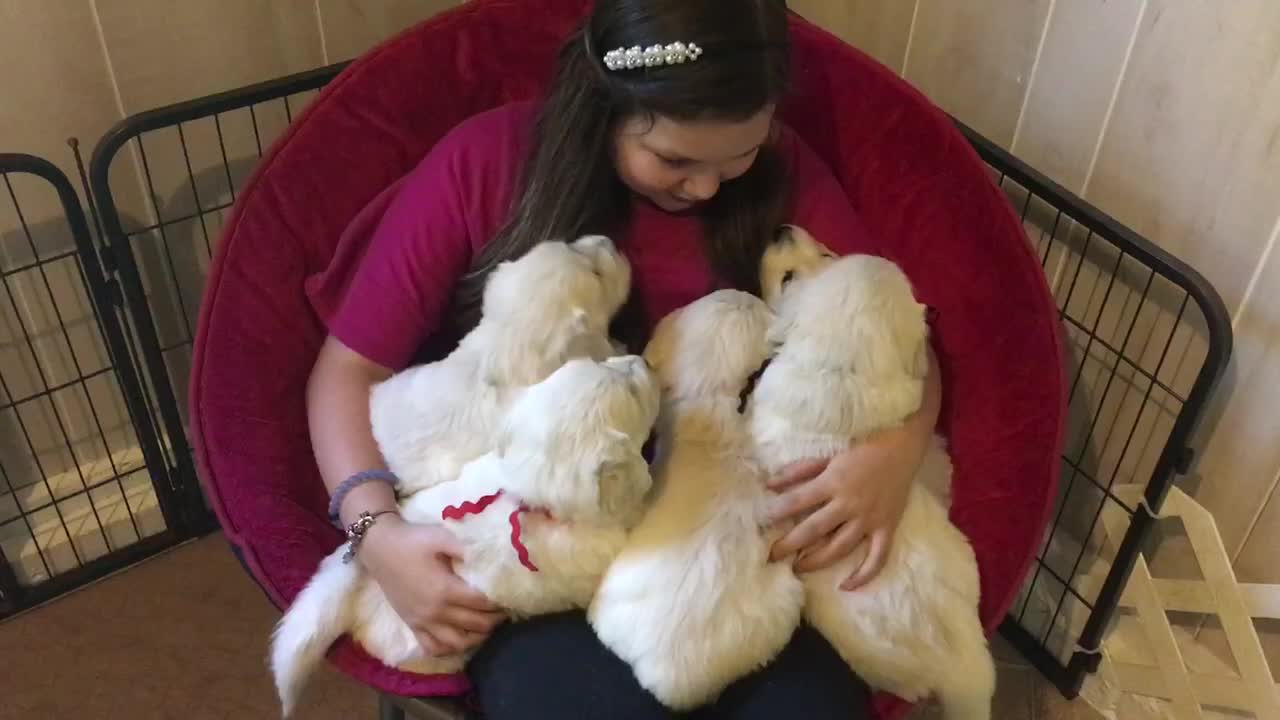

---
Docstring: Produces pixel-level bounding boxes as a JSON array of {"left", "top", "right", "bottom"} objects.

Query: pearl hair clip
[{"left": 603, "top": 42, "right": 704, "bottom": 71}]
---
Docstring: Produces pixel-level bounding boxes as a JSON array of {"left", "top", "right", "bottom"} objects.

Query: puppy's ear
[
  {"left": 642, "top": 316, "right": 674, "bottom": 376},
  {"left": 910, "top": 339, "right": 930, "bottom": 380},
  {"left": 593, "top": 440, "right": 651, "bottom": 521},
  {"left": 906, "top": 302, "right": 931, "bottom": 380}
]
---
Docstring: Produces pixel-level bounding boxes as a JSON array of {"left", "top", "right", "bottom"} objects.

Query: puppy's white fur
[
  {"left": 589, "top": 290, "right": 805, "bottom": 711},
  {"left": 749, "top": 226, "right": 993, "bottom": 720},
  {"left": 271, "top": 355, "right": 659, "bottom": 717},
  {"left": 370, "top": 235, "right": 631, "bottom": 495}
]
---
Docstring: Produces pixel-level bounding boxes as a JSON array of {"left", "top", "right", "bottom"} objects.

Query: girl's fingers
[
  {"left": 841, "top": 531, "right": 891, "bottom": 591},
  {"left": 442, "top": 605, "right": 505, "bottom": 634},
  {"left": 767, "top": 478, "right": 830, "bottom": 526},
  {"left": 444, "top": 577, "right": 501, "bottom": 612},
  {"left": 414, "top": 629, "right": 449, "bottom": 657},
  {"left": 770, "top": 502, "right": 845, "bottom": 561},
  {"left": 795, "top": 520, "right": 866, "bottom": 574},
  {"left": 767, "top": 458, "right": 829, "bottom": 490}
]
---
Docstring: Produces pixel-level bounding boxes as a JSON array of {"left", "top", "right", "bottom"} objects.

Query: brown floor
[{"left": 0, "top": 534, "right": 1102, "bottom": 719}]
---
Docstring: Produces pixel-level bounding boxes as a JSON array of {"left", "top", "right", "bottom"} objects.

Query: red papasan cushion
[{"left": 189, "top": 0, "right": 1065, "bottom": 717}]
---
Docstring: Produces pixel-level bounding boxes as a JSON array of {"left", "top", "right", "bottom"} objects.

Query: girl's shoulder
[{"left": 431, "top": 100, "right": 540, "bottom": 168}]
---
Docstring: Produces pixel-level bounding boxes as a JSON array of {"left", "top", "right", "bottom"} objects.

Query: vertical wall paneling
[
  {"left": 1194, "top": 212, "right": 1280, "bottom": 558},
  {"left": 91, "top": 1, "right": 329, "bottom": 414},
  {"left": 1084, "top": 1, "right": 1280, "bottom": 318},
  {"left": 1083, "top": 1, "right": 1280, "bottom": 561},
  {"left": 1011, "top": 0, "right": 1148, "bottom": 194},
  {"left": 316, "top": 0, "right": 461, "bottom": 64},
  {"left": 789, "top": 0, "right": 918, "bottom": 73},
  {"left": 0, "top": 2, "right": 138, "bottom": 504},
  {"left": 902, "top": 0, "right": 1054, "bottom": 147}
]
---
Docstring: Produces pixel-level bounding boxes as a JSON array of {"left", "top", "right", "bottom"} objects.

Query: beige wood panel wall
[
  {"left": 0, "top": 1, "right": 457, "bottom": 498},
  {"left": 792, "top": 0, "right": 1280, "bottom": 677}
]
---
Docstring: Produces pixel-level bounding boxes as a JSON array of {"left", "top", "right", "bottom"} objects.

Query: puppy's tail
[
  {"left": 935, "top": 629, "right": 996, "bottom": 720},
  {"left": 269, "top": 547, "right": 360, "bottom": 717}
]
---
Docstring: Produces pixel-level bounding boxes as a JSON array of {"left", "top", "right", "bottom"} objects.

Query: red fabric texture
[{"left": 188, "top": 0, "right": 1066, "bottom": 716}]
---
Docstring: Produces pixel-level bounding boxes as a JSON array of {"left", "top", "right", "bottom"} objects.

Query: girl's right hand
[{"left": 358, "top": 514, "right": 506, "bottom": 656}]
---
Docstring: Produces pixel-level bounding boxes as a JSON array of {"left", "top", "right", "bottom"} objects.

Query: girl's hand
[
  {"left": 358, "top": 515, "right": 507, "bottom": 656},
  {"left": 767, "top": 345, "right": 942, "bottom": 590},
  {"left": 766, "top": 442, "right": 914, "bottom": 590}
]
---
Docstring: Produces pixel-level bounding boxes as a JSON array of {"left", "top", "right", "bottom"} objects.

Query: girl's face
[{"left": 613, "top": 107, "right": 776, "bottom": 213}]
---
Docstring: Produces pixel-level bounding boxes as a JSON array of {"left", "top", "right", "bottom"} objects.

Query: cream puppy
[
  {"left": 589, "top": 290, "right": 805, "bottom": 711},
  {"left": 371, "top": 234, "right": 632, "bottom": 495},
  {"left": 271, "top": 355, "right": 660, "bottom": 717},
  {"left": 757, "top": 226, "right": 952, "bottom": 503},
  {"left": 748, "top": 236, "right": 993, "bottom": 720}
]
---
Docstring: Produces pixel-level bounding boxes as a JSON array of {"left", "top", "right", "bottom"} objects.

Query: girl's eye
[{"left": 657, "top": 154, "right": 692, "bottom": 169}]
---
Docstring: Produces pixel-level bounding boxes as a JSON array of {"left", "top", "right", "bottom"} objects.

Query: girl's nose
[{"left": 683, "top": 172, "right": 721, "bottom": 202}]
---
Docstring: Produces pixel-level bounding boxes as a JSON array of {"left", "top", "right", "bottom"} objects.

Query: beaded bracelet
[
  {"left": 342, "top": 510, "right": 398, "bottom": 563},
  {"left": 328, "top": 469, "right": 400, "bottom": 528}
]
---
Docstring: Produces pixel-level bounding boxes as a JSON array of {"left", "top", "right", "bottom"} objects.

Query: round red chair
[{"left": 189, "top": 1, "right": 1066, "bottom": 717}]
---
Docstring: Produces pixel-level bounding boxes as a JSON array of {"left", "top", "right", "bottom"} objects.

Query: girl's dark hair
[{"left": 449, "top": 0, "right": 792, "bottom": 338}]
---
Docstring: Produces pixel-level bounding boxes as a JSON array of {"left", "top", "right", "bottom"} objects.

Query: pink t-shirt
[{"left": 327, "top": 101, "right": 876, "bottom": 370}]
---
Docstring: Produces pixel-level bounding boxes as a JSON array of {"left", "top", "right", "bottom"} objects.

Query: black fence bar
[
  {"left": 0, "top": 153, "right": 189, "bottom": 619},
  {"left": 954, "top": 120, "right": 1233, "bottom": 696},
  {"left": 86, "top": 63, "right": 349, "bottom": 531}
]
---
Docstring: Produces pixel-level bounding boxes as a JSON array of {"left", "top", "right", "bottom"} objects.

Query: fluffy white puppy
[
  {"left": 747, "top": 229, "right": 993, "bottom": 720},
  {"left": 271, "top": 355, "right": 660, "bottom": 717},
  {"left": 589, "top": 290, "right": 806, "bottom": 711},
  {"left": 370, "top": 234, "right": 632, "bottom": 495}
]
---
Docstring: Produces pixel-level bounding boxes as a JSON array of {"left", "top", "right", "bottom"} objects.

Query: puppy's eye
[
  {"left": 821, "top": 252, "right": 836, "bottom": 259},
  {"left": 780, "top": 270, "right": 795, "bottom": 288}
]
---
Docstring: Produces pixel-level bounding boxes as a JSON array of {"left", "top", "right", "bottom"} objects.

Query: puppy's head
[
  {"left": 497, "top": 355, "right": 659, "bottom": 525},
  {"left": 760, "top": 225, "right": 838, "bottom": 308},
  {"left": 773, "top": 254, "right": 929, "bottom": 381},
  {"left": 483, "top": 234, "right": 632, "bottom": 338},
  {"left": 643, "top": 290, "right": 774, "bottom": 403}
]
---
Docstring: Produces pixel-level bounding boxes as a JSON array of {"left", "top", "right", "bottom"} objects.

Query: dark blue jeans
[{"left": 467, "top": 611, "right": 871, "bottom": 719}]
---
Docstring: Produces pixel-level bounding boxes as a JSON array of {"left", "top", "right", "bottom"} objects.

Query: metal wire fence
[
  {"left": 0, "top": 153, "right": 182, "bottom": 618},
  {"left": 957, "top": 123, "right": 1233, "bottom": 696}
]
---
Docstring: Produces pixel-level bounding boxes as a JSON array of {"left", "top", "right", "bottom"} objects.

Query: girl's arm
[
  {"left": 308, "top": 336, "right": 504, "bottom": 655},
  {"left": 308, "top": 336, "right": 398, "bottom": 524},
  {"left": 305, "top": 104, "right": 533, "bottom": 652}
]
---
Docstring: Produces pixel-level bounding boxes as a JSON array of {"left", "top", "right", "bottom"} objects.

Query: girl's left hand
[{"left": 766, "top": 440, "right": 916, "bottom": 591}]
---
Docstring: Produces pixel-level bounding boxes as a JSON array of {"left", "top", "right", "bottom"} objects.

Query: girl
[{"left": 308, "top": 0, "right": 942, "bottom": 717}]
